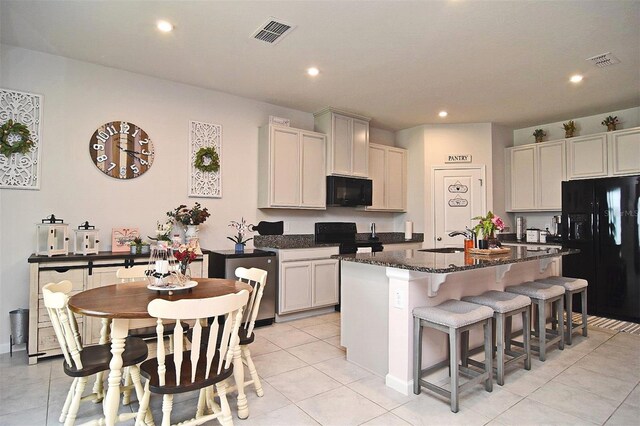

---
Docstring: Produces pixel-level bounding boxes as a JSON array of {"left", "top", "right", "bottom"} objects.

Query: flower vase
[
  {"left": 185, "top": 225, "right": 199, "bottom": 242},
  {"left": 179, "top": 262, "right": 191, "bottom": 280},
  {"left": 607, "top": 124, "right": 617, "bottom": 132},
  {"left": 234, "top": 243, "right": 245, "bottom": 254}
]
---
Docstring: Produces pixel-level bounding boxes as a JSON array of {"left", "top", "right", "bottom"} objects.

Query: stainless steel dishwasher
[{"left": 208, "top": 249, "right": 277, "bottom": 326}]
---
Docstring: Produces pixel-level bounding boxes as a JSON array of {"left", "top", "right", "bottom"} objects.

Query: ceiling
[{"left": 1, "top": 1, "right": 639, "bottom": 131}]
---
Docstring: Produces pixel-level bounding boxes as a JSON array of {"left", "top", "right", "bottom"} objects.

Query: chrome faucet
[
  {"left": 448, "top": 229, "right": 473, "bottom": 239},
  {"left": 370, "top": 222, "right": 378, "bottom": 240}
]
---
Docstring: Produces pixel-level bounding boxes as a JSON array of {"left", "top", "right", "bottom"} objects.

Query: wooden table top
[{"left": 68, "top": 278, "right": 253, "bottom": 319}]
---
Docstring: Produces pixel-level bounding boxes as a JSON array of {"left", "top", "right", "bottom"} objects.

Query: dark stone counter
[{"left": 254, "top": 233, "right": 424, "bottom": 249}]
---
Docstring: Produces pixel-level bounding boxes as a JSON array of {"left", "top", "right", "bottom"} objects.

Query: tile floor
[{"left": 1, "top": 312, "right": 639, "bottom": 425}]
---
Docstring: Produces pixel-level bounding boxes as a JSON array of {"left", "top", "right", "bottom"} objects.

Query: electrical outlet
[{"left": 393, "top": 288, "right": 405, "bottom": 309}]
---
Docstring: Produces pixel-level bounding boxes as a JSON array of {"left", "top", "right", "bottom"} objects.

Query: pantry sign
[{"left": 445, "top": 154, "right": 472, "bottom": 163}]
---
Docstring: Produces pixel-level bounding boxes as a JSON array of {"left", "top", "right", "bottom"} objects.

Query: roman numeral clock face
[{"left": 89, "top": 121, "right": 155, "bottom": 179}]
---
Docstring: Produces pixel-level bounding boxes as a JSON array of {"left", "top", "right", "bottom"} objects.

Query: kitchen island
[{"left": 337, "top": 246, "right": 578, "bottom": 395}]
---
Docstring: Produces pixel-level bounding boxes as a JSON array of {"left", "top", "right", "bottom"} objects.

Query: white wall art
[
  {"left": 189, "top": 120, "right": 222, "bottom": 198},
  {"left": 0, "top": 88, "right": 43, "bottom": 189}
]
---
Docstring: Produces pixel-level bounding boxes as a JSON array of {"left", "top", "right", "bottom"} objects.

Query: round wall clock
[{"left": 89, "top": 121, "right": 155, "bottom": 179}]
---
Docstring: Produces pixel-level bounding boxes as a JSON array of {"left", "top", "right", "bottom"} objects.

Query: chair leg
[
  {"left": 161, "top": 394, "right": 173, "bottom": 426},
  {"left": 413, "top": 316, "right": 422, "bottom": 395},
  {"left": 449, "top": 328, "right": 459, "bottom": 413},
  {"left": 505, "top": 315, "right": 513, "bottom": 352},
  {"left": 216, "top": 381, "right": 234, "bottom": 426},
  {"left": 196, "top": 389, "right": 207, "bottom": 418},
  {"left": 538, "top": 301, "right": 547, "bottom": 362},
  {"left": 551, "top": 303, "right": 557, "bottom": 331},
  {"left": 484, "top": 319, "right": 493, "bottom": 393},
  {"left": 496, "top": 314, "right": 505, "bottom": 386},
  {"left": 59, "top": 377, "right": 77, "bottom": 423},
  {"left": 565, "top": 292, "right": 574, "bottom": 345},
  {"left": 233, "top": 344, "right": 249, "bottom": 419},
  {"left": 461, "top": 330, "right": 469, "bottom": 368},
  {"left": 533, "top": 304, "right": 539, "bottom": 338},
  {"left": 558, "top": 298, "right": 565, "bottom": 350},
  {"left": 523, "top": 307, "right": 531, "bottom": 370},
  {"left": 135, "top": 381, "right": 152, "bottom": 426},
  {"left": 242, "top": 345, "right": 264, "bottom": 397},
  {"left": 129, "top": 365, "right": 154, "bottom": 425},
  {"left": 581, "top": 289, "right": 588, "bottom": 337},
  {"left": 64, "top": 376, "right": 87, "bottom": 426},
  {"left": 122, "top": 366, "right": 133, "bottom": 405}
]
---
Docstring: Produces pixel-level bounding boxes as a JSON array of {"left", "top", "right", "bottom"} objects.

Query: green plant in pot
[
  {"left": 472, "top": 211, "right": 505, "bottom": 249},
  {"left": 129, "top": 237, "right": 150, "bottom": 255},
  {"left": 562, "top": 120, "right": 576, "bottom": 138},
  {"left": 532, "top": 128, "right": 546, "bottom": 143},
  {"left": 227, "top": 218, "right": 254, "bottom": 253},
  {"left": 601, "top": 115, "right": 619, "bottom": 132}
]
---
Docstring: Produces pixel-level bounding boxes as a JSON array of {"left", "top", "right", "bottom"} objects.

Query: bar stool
[
  {"left": 462, "top": 291, "right": 532, "bottom": 385},
  {"left": 413, "top": 300, "right": 494, "bottom": 413},
  {"left": 506, "top": 281, "right": 565, "bottom": 361},
  {"left": 536, "top": 276, "right": 588, "bottom": 345}
]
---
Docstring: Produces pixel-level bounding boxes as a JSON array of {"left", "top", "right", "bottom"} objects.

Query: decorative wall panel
[{"left": 188, "top": 120, "right": 222, "bottom": 198}]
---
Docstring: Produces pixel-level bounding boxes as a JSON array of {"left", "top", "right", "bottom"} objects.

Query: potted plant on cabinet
[
  {"left": 601, "top": 115, "right": 619, "bottom": 132},
  {"left": 532, "top": 129, "right": 546, "bottom": 143},
  {"left": 228, "top": 217, "right": 254, "bottom": 253},
  {"left": 562, "top": 120, "right": 577, "bottom": 138}
]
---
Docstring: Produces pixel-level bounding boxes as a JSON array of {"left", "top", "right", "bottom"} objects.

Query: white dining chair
[
  {"left": 43, "top": 280, "right": 148, "bottom": 426},
  {"left": 135, "top": 290, "right": 250, "bottom": 426}
]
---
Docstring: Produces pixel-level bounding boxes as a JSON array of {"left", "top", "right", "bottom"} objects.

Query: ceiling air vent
[
  {"left": 586, "top": 52, "right": 621, "bottom": 68},
  {"left": 252, "top": 17, "right": 295, "bottom": 45}
]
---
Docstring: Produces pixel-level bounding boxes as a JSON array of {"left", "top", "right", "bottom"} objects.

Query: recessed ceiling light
[
  {"left": 570, "top": 74, "right": 583, "bottom": 83},
  {"left": 157, "top": 20, "right": 174, "bottom": 33},
  {"left": 438, "top": 111, "right": 448, "bottom": 118},
  {"left": 307, "top": 67, "right": 320, "bottom": 77}
]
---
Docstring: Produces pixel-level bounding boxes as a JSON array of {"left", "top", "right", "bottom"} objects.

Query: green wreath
[
  {"left": 194, "top": 147, "right": 220, "bottom": 173},
  {"left": 0, "top": 119, "right": 33, "bottom": 157}
]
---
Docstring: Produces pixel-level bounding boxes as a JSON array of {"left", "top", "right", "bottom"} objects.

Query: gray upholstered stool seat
[
  {"left": 536, "top": 276, "right": 588, "bottom": 345},
  {"left": 413, "top": 300, "right": 494, "bottom": 413},
  {"left": 506, "top": 281, "right": 565, "bottom": 361},
  {"left": 462, "top": 291, "right": 532, "bottom": 385}
]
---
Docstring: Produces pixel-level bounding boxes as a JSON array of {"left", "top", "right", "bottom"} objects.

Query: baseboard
[
  {"left": 385, "top": 373, "right": 412, "bottom": 396},
  {"left": 275, "top": 306, "right": 335, "bottom": 322},
  {"left": 0, "top": 342, "right": 26, "bottom": 354}
]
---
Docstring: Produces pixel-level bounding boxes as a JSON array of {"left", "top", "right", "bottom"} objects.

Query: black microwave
[{"left": 326, "top": 176, "right": 373, "bottom": 207}]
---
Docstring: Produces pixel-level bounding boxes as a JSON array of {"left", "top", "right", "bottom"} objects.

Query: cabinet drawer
[
  {"left": 39, "top": 268, "right": 84, "bottom": 293},
  {"left": 279, "top": 247, "right": 339, "bottom": 262},
  {"left": 38, "top": 326, "right": 64, "bottom": 351}
]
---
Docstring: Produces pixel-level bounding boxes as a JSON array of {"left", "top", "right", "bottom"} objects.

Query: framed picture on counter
[{"left": 111, "top": 227, "right": 139, "bottom": 253}]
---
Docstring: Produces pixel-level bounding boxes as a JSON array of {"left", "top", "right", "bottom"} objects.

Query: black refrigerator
[{"left": 562, "top": 175, "right": 640, "bottom": 323}]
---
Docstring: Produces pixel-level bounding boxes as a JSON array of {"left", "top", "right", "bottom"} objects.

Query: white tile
[
  {"left": 322, "top": 335, "right": 345, "bottom": 349},
  {"left": 500, "top": 365, "right": 552, "bottom": 397},
  {"left": 300, "top": 323, "right": 341, "bottom": 339},
  {"left": 238, "top": 404, "right": 319, "bottom": 426},
  {"left": 0, "top": 380, "right": 49, "bottom": 416},
  {"left": 227, "top": 381, "right": 291, "bottom": 418},
  {"left": 607, "top": 332, "right": 640, "bottom": 350},
  {"left": 391, "top": 393, "right": 490, "bottom": 426},
  {"left": 605, "top": 403, "right": 640, "bottom": 426},
  {"left": 553, "top": 365, "right": 637, "bottom": 404},
  {"left": 529, "top": 381, "right": 620, "bottom": 424},
  {"left": 495, "top": 398, "right": 597, "bottom": 426},
  {"left": 361, "top": 412, "right": 411, "bottom": 426},
  {"left": 247, "top": 335, "right": 282, "bottom": 356},
  {"left": 260, "top": 328, "right": 319, "bottom": 349},
  {"left": 348, "top": 374, "right": 417, "bottom": 411},
  {"left": 313, "top": 357, "right": 371, "bottom": 384},
  {"left": 576, "top": 352, "right": 640, "bottom": 383},
  {"left": 463, "top": 386, "right": 523, "bottom": 419},
  {"left": 297, "top": 386, "right": 386, "bottom": 426},
  {"left": 265, "top": 366, "right": 341, "bottom": 403},
  {"left": 287, "top": 315, "right": 335, "bottom": 329},
  {"left": 253, "top": 323, "right": 296, "bottom": 340},
  {"left": 624, "top": 384, "right": 640, "bottom": 409},
  {"left": 251, "top": 349, "right": 307, "bottom": 378},
  {"left": 287, "top": 340, "right": 345, "bottom": 364},
  {"left": 0, "top": 406, "right": 47, "bottom": 426}
]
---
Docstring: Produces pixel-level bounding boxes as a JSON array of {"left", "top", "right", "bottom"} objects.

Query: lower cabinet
[
  {"left": 28, "top": 252, "right": 207, "bottom": 363},
  {"left": 277, "top": 247, "right": 340, "bottom": 315}
]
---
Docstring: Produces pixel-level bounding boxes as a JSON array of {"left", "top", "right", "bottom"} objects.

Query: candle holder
[
  {"left": 73, "top": 221, "right": 100, "bottom": 255},
  {"left": 36, "top": 214, "right": 69, "bottom": 257},
  {"left": 146, "top": 242, "right": 189, "bottom": 288}
]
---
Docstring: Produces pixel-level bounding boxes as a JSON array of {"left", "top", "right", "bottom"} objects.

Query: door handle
[{"left": 436, "top": 237, "right": 442, "bottom": 241}]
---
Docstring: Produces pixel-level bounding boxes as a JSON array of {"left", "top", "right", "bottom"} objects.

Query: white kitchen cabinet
[
  {"left": 608, "top": 127, "right": 640, "bottom": 176},
  {"left": 314, "top": 107, "right": 371, "bottom": 178},
  {"left": 276, "top": 247, "right": 340, "bottom": 315},
  {"left": 258, "top": 124, "right": 326, "bottom": 209},
  {"left": 567, "top": 134, "right": 608, "bottom": 179},
  {"left": 506, "top": 140, "right": 565, "bottom": 211},
  {"left": 366, "top": 144, "right": 407, "bottom": 211}
]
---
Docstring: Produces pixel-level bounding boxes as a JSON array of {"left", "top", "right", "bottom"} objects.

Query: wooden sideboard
[{"left": 27, "top": 251, "right": 209, "bottom": 364}]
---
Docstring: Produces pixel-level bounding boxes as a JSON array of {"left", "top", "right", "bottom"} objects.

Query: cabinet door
[
  {"left": 312, "top": 259, "right": 339, "bottom": 307},
  {"left": 279, "top": 261, "right": 312, "bottom": 314},
  {"left": 270, "top": 127, "right": 300, "bottom": 206},
  {"left": 368, "top": 145, "right": 386, "bottom": 209},
  {"left": 609, "top": 128, "right": 640, "bottom": 176},
  {"left": 386, "top": 147, "right": 407, "bottom": 211},
  {"left": 567, "top": 134, "right": 608, "bottom": 179},
  {"left": 331, "top": 114, "right": 352, "bottom": 176},
  {"left": 85, "top": 266, "right": 120, "bottom": 344},
  {"left": 537, "top": 141, "right": 565, "bottom": 210},
  {"left": 510, "top": 146, "right": 536, "bottom": 210},
  {"left": 300, "top": 132, "right": 326, "bottom": 208},
  {"left": 352, "top": 119, "right": 369, "bottom": 177}
]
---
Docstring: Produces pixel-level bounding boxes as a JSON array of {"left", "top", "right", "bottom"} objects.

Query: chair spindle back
[
  {"left": 234, "top": 267, "right": 268, "bottom": 338},
  {"left": 116, "top": 265, "right": 149, "bottom": 283},
  {"left": 42, "top": 281, "right": 84, "bottom": 369}
]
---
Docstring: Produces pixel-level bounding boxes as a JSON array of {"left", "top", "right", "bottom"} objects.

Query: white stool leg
[
  {"left": 523, "top": 307, "right": 531, "bottom": 370},
  {"left": 413, "top": 316, "right": 422, "bottom": 395},
  {"left": 582, "top": 289, "right": 588, "bottom": 337},
  {"left": 565, "top": 292, "right": 574, "bottom": 345},
  {"left": 449, "top": 328, "right": 459, "bottom": 413},
  {"left": 558, "top": 297, "right": 565, "bottom": 350},
  {"left": 538, "top": 301, "right": 547, "bottom": 362},
  {"left": 496, "top": 314, "right": 505, "bottom": 386},
  {"left": 484, "top": 319, "right": 493, "bottom": 392}
]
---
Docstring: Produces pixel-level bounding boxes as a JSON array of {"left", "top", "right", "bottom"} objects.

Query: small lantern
[
  {"left": 73, "top": 221, "right": 100, "bottom": 255},
  {"left": 36, "top": 214, "right": 69, "bottom": 257}
]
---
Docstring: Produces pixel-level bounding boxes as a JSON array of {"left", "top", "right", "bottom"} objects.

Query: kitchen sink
[{"left": 419, "top": 247, "right": 465, "bottom": 254}]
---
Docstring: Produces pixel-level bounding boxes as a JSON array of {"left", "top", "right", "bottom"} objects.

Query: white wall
[
  {"left": 491, "top": 124, "right": 514, "bottom": 231},
  {"left": 369, "top": 127, "right": 395, "bottom": 147},
  {"left": 513, "top": 106, "right": 640, "bottom": 146},
  {"left": 0, "top": 46, "right": 399, "bottom": 351}
]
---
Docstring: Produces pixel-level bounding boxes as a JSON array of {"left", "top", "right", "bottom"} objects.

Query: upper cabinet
[
  {"left": 314, "top": 107, "right": 370, "bottom": 178},
  {"left": 258, "top": 124, "right": 326, "bottom": 210},
  {"left": 366, "top": 144, "right": 407, "bottom": 211},
  {"left": 566, "top": 128, "right": 640, "bottom": 179},
  {"left": 506, "top": 140, "right": 566, "bottom": 211}
]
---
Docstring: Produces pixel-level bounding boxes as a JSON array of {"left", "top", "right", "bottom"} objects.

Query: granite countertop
[
  {"left": 335, "top": 246, "right": 578, "bottom": 273},
  {"left": 498, "top": 233, "right": 563, "bottom": 246},
  {"left": 254, "top": 233, "right": 424, "bottom": 250}
]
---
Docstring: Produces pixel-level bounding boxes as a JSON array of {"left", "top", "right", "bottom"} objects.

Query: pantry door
[{"left": 433, "top": 167, "right": 485, "bottom": 248}]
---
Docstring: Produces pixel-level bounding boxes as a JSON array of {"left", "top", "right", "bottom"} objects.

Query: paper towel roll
[{"left": 404, "top": 221, "right": 413, "bottom": 240}]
